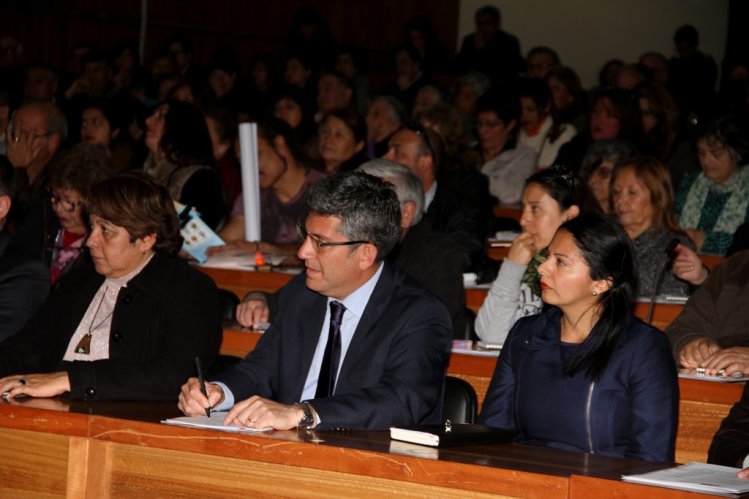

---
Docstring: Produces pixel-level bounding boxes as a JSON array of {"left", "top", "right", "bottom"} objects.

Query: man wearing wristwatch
[{"left": 178, "top": 171, "right": 452, "bottom": 430}]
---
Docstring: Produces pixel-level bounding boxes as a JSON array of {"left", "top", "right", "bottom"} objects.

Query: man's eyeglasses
[
  {"left": 296, "top": 223, "right": 368, "bottom": 252},
  {"left": 49, "top": 192, "right": 83, "bottom": 212}
]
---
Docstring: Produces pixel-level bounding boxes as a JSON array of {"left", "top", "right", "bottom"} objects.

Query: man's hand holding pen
[{"left": 178, "top": 377, "right": 224, "bottom": 417}]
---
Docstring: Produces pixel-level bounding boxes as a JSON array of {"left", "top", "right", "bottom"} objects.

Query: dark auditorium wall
[{"left": 0, "top": 0, "right": 459, "bottom": 73}]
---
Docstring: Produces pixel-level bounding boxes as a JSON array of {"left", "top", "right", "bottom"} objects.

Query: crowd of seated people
[{"left": 2, "top": 2, "right": 749, "bottom": 468}]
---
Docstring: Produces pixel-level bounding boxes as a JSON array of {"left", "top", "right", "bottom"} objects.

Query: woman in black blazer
[{"left": 0, "top": 173, "right": 221, "bottom": 401}]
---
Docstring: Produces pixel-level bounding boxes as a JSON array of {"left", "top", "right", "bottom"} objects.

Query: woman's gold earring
[{"left": 592, "top": 290, "right": 598, "bottom": 296}]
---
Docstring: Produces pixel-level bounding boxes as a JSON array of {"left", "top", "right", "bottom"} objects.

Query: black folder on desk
[{"left": 389, "top": 424, "right": 515, "bottom": 447}]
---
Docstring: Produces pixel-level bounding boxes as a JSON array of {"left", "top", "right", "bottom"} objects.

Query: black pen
[{"left": 194, "top": 356, "right": 211, "bottom": 417}]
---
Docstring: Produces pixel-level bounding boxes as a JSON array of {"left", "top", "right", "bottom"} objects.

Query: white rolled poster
[{"left": 238, "top": 122, "right": 262, "bottom": 242}]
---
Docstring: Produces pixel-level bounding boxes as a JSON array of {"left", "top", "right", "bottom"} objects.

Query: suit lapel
[{"left": 336, "top": 263, "right": 397, "bottom": 382}]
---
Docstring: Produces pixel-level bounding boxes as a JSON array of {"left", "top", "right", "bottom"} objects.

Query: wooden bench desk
[{"left": 0, "top": 400, "right": 715, "bottom": 498}]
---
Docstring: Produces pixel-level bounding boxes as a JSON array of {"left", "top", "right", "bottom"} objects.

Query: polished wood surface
[
  {"left": 493, "top": 204, "right": 523, "bottom": 221},
  {"left": 196, "top": 265, "right": 295, "bottom": 301},
  {"left": 0, "top": 400, "right": 683, "bottom": 499},
  {"left": 487, "top": 241, "right": 511, "bottom": 261},
  {"left": 569, "top": 475, "right": 724, "bottom": 499}
]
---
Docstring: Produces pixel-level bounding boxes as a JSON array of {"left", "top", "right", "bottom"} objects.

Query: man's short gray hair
[
  {"left": 358, "top": 159, "right": 425, "bottom": 226},
  {"left": 455, "top": 71, "right": 490, "bottom": 98},
  {"left": 305, "top": 171, "right": 401, "bottom": 261},
  {"left": 373, "top": 95, "right": 406, "bottom": 126}
]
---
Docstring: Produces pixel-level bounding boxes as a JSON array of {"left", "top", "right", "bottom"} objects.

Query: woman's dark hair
[
  {"left": 598, "top": 59, "right": 624, "bottom": 88},
  {"left": 272, "top": 84, "right": 316, "bottom": 143},
  {"left": 81, "top": 97, "right": 124, "bottom": 134},
  {"left": 558, "top": 213, "right": 637, "bottom": 380},
  {"left": 519, "top": 77, "right": 551, "bottom": 111},
  {"left": 476, "top": 5, "right": 501, "bottom": 24},
  {"left": 476, "top": 87, "right": 521, "bottom": 126},
  {"left": 249, "top": 52, "right": 279, "bottom": 89},
  {"left": 47, "top": 143, "right": 116, "bottom": 198},
  {"left": 525, "top": 165, "right": 601, "bottom": 214},
  {"left": 87, "top": 172, "right": 183, "bottom": 255},
  {"left": 257, "top": 117, "right": 306, "bottom": 164},
  {"left": 636, "top": 82, "right": 681, "bottom": 161},
  {"left": 590, "top": 87, "right": 644, "bottom": 143},
  {"left": 545, "top": 66, "right": 586, "bottom": 140},
  {"left": 283, "top": 50, "right": 314, "bottom": 72},
  {"left": 393, "top": 44, "right": 423, "bottom": 66},
  {"left": 111, "top": 38, "right": 140, "bottom": 66},
  {"left": 696, "top": 115, "right": 749, "bottom": 165},
  {"left": 322, "top": 107, "right": 366, "bottom": 143},
  {"left": 335, "top": 44, "right": 367, "bottom": 73},
  {"left": 546, "top": 66, "right": 585, "bottom": 105},
  {"left": 418, "top": 102, "right": 480, "bottom": 171},
  {"left": 160, "top": 100, "right": 215, "bottom": 167},
  {"left": 202, "top": 106, "right": 236, "bottom": 145}
]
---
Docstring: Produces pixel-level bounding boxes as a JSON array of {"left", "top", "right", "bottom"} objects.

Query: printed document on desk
[
  {"left": 163, "top": 412, "right": 272, "bottom": 433},
  {"left": 622, "top": 462, "right": 749, "bottom": 496}
]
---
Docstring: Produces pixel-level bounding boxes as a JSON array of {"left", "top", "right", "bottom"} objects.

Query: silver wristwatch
[{"left": 297, "top": 402, "right": 315, "bottom": 430}]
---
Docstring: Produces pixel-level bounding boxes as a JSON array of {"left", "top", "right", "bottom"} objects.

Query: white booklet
[
  {"left": 162, "top": 411, "right": 272, "bottom": 434},
  {"left": 622, "top": 462, "right": 749, "bottom": 496}
]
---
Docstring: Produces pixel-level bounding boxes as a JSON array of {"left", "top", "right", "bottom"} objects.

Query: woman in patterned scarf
[{"left": 676, "top": 116, "right": 749, "bottom": 256}]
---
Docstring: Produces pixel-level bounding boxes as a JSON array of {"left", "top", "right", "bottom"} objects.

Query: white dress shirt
[{"left": 214, "top": 263, "right": 384, "bottom": 411}]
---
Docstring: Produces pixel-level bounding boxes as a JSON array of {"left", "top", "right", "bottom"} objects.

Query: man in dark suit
[
  {"left": 359, "top": 159, "right": 466, "bottom": 338},
  {"left": 0, "top": 163, "right": 49, "bottom": 341},
  {"left": 179, "top": 172, "right": 452, "bottom": 430},
  {"left": 382, "top": 123, "right": 484, "bottom": 271}
]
